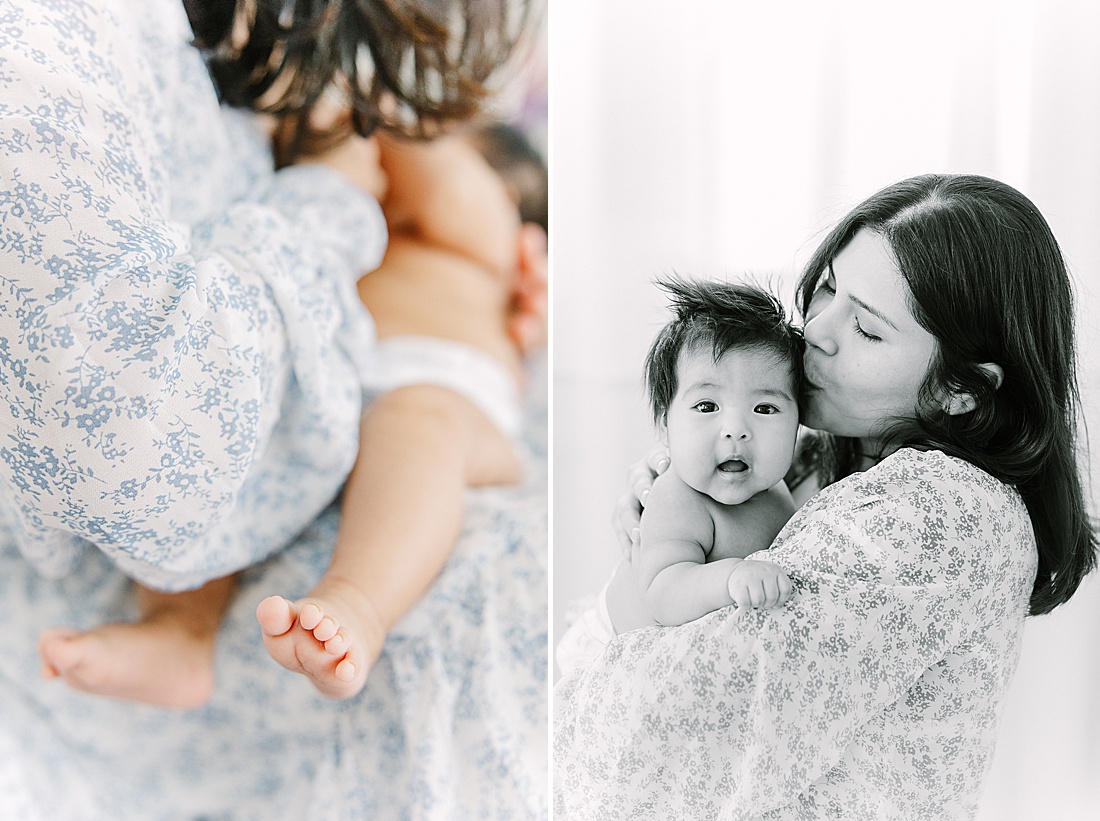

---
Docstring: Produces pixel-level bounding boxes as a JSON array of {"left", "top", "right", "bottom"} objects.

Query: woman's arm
[
  {"left": 0, "top": 2, "right": 385, "bottom": 589},
  {"left": 555, "top": 451, "right": 1037, "bottom": 818}
]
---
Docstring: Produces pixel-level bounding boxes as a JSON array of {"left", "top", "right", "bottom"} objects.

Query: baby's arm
[{"left": 636, "top": 474, "right": 790, "bottom": 625}]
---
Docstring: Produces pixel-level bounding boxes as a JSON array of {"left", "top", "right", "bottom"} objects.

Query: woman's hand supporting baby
[{"left": 616, "top": 447, "right": 670, "bottom": 559}]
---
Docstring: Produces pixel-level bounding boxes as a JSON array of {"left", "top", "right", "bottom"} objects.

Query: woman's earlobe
[{"left": 944, "top": 362, "right": 1004, "bottom": 416}]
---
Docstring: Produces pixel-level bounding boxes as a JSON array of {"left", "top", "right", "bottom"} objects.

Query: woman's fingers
[
  {"left": 613, "top": 449, "right": 670, "bottom": 559},
  {"left": 628, "top": 535, "right": 643, "bottom": 573},
  {"left": 646, "top": 446, "right": 671, "bottom": 476},
  {"left": 613, "top": 490, "right": 642, "bottom": 558},
  {"left": 628, "top": 450, "right": 665, "bottom": 503}
]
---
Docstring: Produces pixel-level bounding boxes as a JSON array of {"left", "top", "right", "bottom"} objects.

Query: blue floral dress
[
  {"left": 554, "top": 448, "right": 1036, "bottom": 820},
  {"left": 0, "top": 0, "right": 384, "bottom": 590},
  {"left": 0, "top": 2, "right": 548, "bottom": 817}
]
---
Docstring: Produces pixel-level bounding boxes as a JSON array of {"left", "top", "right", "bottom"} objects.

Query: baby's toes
[
  {"left": 311, "top": 616, "right": 339, "bottom": 643},
  {"left": 298, "top": 602, "right": 324, "bottom": 632},
  {"left": 334, "top": 655, "right": 359, "bottom": 683},
  {"left": 323, "top": 631, "right": 348, "bottom": 656},
  {"left": 256, "top": 596, "right": 295, "bottom": 637}
]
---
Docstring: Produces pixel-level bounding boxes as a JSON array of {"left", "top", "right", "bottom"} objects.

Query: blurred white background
[{"left": 549, "top": 0, "right": 1100, "bottom": 817}]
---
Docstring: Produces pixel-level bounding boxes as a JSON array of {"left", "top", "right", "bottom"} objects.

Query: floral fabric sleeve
[
  {"left": 0, "top": 0, "right": 385, "bottom": 589},
  {"left": 553, "top": 449, "right": 1036, "bottom": 820}
]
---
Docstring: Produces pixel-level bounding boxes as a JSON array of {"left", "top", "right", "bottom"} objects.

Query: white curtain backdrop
[{"left": 550, "top": 1, "right": 1100, "bottom": 817}]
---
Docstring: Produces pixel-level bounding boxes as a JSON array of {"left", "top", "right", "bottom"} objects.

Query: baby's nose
[{"left": 721, "top": 419, "right": 751, "bottom": 440}]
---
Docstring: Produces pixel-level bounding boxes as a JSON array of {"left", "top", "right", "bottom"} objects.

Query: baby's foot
[
  {"left": 255, "top": 577, "right": 386, "bottom": 700},
  {"left": 38, "top": 618, "right": 217, "bottom": 709}
]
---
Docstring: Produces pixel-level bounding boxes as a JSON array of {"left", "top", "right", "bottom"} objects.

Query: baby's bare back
[{"left": 357, "top": 237, "right": 520, "bottom": 375}]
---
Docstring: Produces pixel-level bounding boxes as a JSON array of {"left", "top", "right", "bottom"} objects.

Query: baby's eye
[
  {"left": 693, "top": 400, "right": 719, "bottom": 413},
  {"left": 754, "top": 404, "right": 779, "bottom": 415}
]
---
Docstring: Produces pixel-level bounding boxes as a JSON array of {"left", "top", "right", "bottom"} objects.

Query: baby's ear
[{"left": 943, "top": 362, "right": 1004, "bottom": 415}]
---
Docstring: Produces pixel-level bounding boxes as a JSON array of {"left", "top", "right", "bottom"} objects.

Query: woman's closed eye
[{"left": 853, "top": 317, "right": 882, "bottom": 342}]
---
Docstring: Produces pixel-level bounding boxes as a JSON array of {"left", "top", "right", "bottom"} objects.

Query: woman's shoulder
[
  {"left": 862, "top": 447, "right": 1017, "bottom": 505},
  {"left": 775, "top": 446, "right": 1037, "bottom": 595},
  {"left": 818, "top": 447, "right": 1021, "bottom": 519},
  {"left": 808, "top": 447, "right": 1034, "bottom": 559}
]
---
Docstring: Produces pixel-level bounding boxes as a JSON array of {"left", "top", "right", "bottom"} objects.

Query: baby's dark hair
[
  {"left": 644, "top": 277, "right": 805, "bottom": 426},
  {"left": 467, "top": 123, "right": 548, "bottom": 234},
  {"left": 183, "top": 0, "right": 536, "bottom": 163}
]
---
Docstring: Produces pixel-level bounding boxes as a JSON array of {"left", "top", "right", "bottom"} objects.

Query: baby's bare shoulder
[
  {"left": 647, "top": 469, "right": 711, "bottom": 515},
  {"left": 642, "top": 470, "right": 716, "bottom": 544},
  {"left": 709, "top": 482, "right": 797, "bottom": 561}
]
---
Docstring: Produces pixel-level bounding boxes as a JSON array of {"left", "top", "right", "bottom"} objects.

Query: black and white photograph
[{"left": 552, "top": 1, "right": 1100, "bottom": 818}]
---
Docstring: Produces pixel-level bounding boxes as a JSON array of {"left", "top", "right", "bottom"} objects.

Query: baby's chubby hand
[{"left": 727, "top": 560, "right": 793, "bottom": 610}]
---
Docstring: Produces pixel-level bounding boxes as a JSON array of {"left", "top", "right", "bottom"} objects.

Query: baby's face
[{"left": 662, "top": 346, "right": 800, "bottom": 505}]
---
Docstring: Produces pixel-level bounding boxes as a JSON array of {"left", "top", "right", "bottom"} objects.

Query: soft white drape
[{"left": 550, "top": 0, "right": 1100, "bottom": 817}]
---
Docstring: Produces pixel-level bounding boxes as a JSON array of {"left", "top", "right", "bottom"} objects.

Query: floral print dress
[
  {"left": 0, "top": 0, "right": 384, "bottom": 591},
  {"left": 0, "top": 2, "right": 548, "bottom": 817},
  {"left": 554, "top": 448, "right": 1036, "bottom": 820}
]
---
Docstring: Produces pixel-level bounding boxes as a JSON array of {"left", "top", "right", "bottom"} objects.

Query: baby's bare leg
[
  {"left": 256, "top": 384, "right": 519, "bottom": 699},
  {"left": 38, "top": 575, "right": 236, "bottom": 709}
]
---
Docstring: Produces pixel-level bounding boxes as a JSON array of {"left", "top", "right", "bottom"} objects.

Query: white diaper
[
  {"left": 555, "top": 584, "right": 616, "bottom": 678},
  {"left": 364, "top": 335, "right": 521, "bottom": 438}
]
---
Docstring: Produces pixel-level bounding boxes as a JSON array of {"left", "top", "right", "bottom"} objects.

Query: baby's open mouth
[{"left": 718, "top": 459, "right": 748, "bottom": 473}]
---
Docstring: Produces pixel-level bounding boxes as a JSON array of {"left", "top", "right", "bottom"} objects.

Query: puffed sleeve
[
  {"left": 0, "top": 1, "right": 386, "bottom": 589},
  {"left": 553, "top": 450, "right": 1036, "bottom": 819}
]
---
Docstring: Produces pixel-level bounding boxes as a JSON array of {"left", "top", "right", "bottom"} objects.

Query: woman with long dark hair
[{"left": 555, "top": 174, "right": 1096, "bottom": 819}]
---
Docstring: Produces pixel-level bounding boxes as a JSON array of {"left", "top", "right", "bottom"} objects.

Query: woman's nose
[{"left": 803, "top": 307, "right": 838, "bottom": 356}]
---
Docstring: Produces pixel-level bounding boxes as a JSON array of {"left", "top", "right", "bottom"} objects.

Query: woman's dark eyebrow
[{"left": 849, "top": 295, "right": 899, "bottom": 330}]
